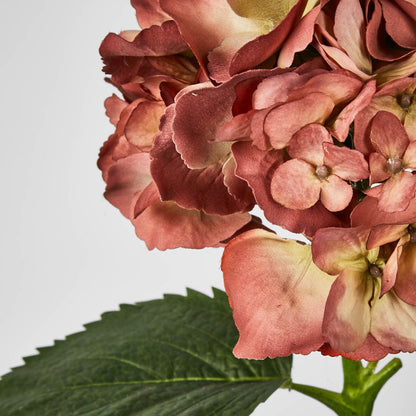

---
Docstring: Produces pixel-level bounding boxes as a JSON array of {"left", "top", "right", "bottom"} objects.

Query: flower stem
[{"left": 288, "top": 357, "right": 402, "bottom": 415}]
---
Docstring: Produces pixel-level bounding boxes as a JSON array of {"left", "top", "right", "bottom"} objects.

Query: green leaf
[{"left": 0, "top": 288, "right": 291, "bottom": 416}]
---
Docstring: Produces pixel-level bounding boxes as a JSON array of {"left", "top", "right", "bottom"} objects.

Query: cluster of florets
[{"left": 99, "top": 0, "right": 416, "bottom": 360}]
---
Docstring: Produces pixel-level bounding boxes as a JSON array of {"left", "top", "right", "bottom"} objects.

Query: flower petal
[
  {"left": 320, "top": 175, "right": 353, "bottom": 212},
  {"left": 370, "top": 111, "right": 409, "bottom": 158},
  {"left": 319, "top": 334, "right": 397, "bottom": 361},
  {"left": 264, "top": 92, "right": 335, "bottom": 149},
  {"left": 232, "top": 141, "right": 344, "bottom": 236},
  {"left": 312, "top": 227, "right": 369, "bottom": 275},
  {"left": 324, "top": 143, "right": 369, "bottom": 181},
  {"left": 377, "top": 171, "right": 416, "bottom": 212},
  {"left": 322, "top": 269, "right": 373, "bottom": 352},
  {"left": 270, "top": 159, "right": 321, "bottom": 209},
  {"left": 334, "top": 0, "right": 372, "bottom": 73},
  {"left": 222, "top": 229, "right": 335, "bottom": 358},
  {"left": 371, "top": 290, "right": 416, "bottom": 352},
  {"left": 133, "top": 198, "right": 251, "bottom": 250},
  {"left": 395, "top": 241, "right": 416, "bottom": 305},
  {"left": 288, "top": 124, "right": 329, "bottom": 166}
]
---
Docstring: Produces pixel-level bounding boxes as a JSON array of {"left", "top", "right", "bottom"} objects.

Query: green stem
[{"left": 288, "top": 358, "right": 402, "bottom": 416}]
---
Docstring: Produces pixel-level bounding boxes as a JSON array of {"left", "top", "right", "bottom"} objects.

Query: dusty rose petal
[
  {"left": 134, "top": 199, "right": 251, "bottom": 250},
  {"left": 104, "top": 95, "right": 128, "bottom": 126},
  {"left": 380, "top": 241, "right": 401, "bottom": 295},
  {"left": 322, "top": 269, "right": 373, "bottom": 352},
  {"left": 324, "top": 144, "right": 369, "bottom": 181},
  {"left": 334, "top": 0, "right": 372, "bottom": 73},
  {"left": 222, "top": 156, "right": 255, "bottom": 206},
  {"left": 369, "top": 152, "right": 390, "bottom": 184},
  {"left": 222, "top": 229, "right": 335, "bottom": 358},
  {"left": 395, "top": 242, "right": 416, "bottom": 305},
  {"left": 319, "top": 334, "right": 397, "bottom": 361},
  {"left": 151, "top": 109, "right": 251, "bottom": 215},
  {"left": 270, "top": 159, "right": 321, "bottom": 210},
  {"left": 377, "top": 171, "right": 416, "bottom": 212},
  {"left": 104, "top": 153, "right": 153, "bottom": 219},
  {"left": 312, "top": 227, "right": 369, "bottom": 275},
  {"left": 288, "top": 71, "right": 363, "bottom": 105},
  {"left": 215, "top": 112, "right": 253, "bottom": 142},
  {"left": 370, "top": 111, "right": 409, "bottom": 158},
  {"left": 252, "top": 72, "right": 302, "bottom": 110},
  {"left": 382, "top": 0, "right": 416, "bottom": 49},
  {"left": 371, "top": 290, "right": 416, "bottom": 352},
  {"left": 351, "top": 194, "right": 416, "bottom": 227},
  {"left": 288, "top": 124, "right": 329, "bottom": 166},
  {"left": 99, "top": 21, "right": 188, "bottom": 59},
  {"left": 125, "top": 101, "right": 165, "bottom": 151},
  {"left": 317, "top": 44, "right": 373, "bottom": 81},
  {"left": 320, "top": 175, "right": 353, "bottom": 212},
  {"left": 366, "top": 0, "right": 407, "bottom": 61},
  {"left": 228, "top": 0, "right": 308, "bottom": 78},
  {"left": 264, "top": 92, "right": 335, "bottom": 149},
  {"left": 277, "top": 4, "right": 321, "bottom": 67},
  {"left": 172, "top": 69, "right": 278, "bottom": 168},
  {"left": 131, "top": 0, "right": 171, "bottom": 28},
  {"left": 329, "top": 80, "right": 376, "bottom": 142},
  {"left": 367, "top": 224, "right": 409, "bottom": 249},
  {"left": 233, "top": 141, "right": 344, "bottom": 236},
  {"left": 160, "top": 0, "right": 265, "bottom": 80}
]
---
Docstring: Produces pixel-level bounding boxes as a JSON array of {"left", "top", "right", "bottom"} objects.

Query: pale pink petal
[
  {"left": 322, "top": 269, "right": 373, "bottom": 352},
  {"left": 334, "top": 0, "right": 372, "bottom": 73},
  {"left": 369, "top": 152, "right": 390, "bottom": 184},
  {"left": 104, "top": 153, "right": 153, "bottom": 219},
  {"left": 371, "top": 290, "right": 416, "bottom": 352},
  {"left": 317, "top": 44, "right": 374, "bottom": 81},
  {"left": 370, "top": 111, "right": 409, "bottom": 158},
  {"left": 222, "top": 229, "right": 335, "bottom": 358},
  {"left": 288, "top": 124, "right": 329, "bottom": 166},
  {"left": 124, "top": 101, "right": 165, "bottom": 151},
  {"left": 377, "top": 171, "right": 416, "bottom": 212},
  {"left": 312, "top": 227, "right": 369, "bottom": 275},
  {"left": 320, "top": 175, "right": 353, "bottom": 212},
  {"left": 134, "top": 199, "right": 251, "bottom": 250},
  {"left": 324, "top": 144, "right": 369, "bottom": 181},
  {"left": 270, "top": 159, "right": 321, "bottom": 210},
  {"left": 395, "top": 241, "right": 416, "bottom": 305},
  {"left": 376, "top": 52, "right": 416, "bottom": 85},
  {"left": 264, "top": 92, "right": 335, "bottom": 149}
]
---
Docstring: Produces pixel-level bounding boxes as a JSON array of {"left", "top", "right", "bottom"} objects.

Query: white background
[{"left": 0, "top": 1, "right": 415, "bottom": 414}]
